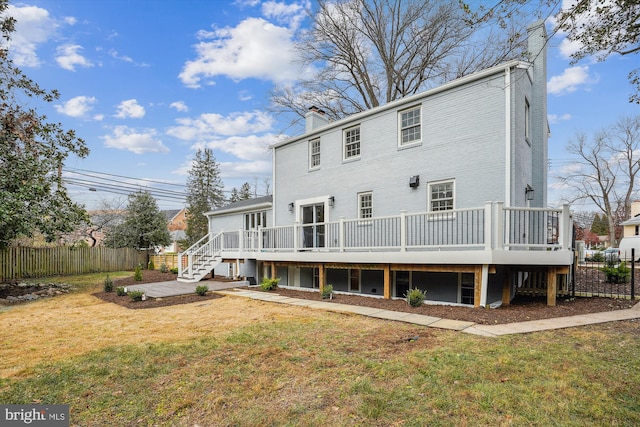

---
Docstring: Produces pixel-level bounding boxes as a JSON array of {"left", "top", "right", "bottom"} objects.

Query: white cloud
[
  {"left": 54, "top": 96, "right": 97, "bottom": 118},
  {"left": 102, "top": 126, "right": 168, "bottom": 154},
  {"left": 548, "top": 66, "right": 597, "bottom": 95},
  {"left": 238, "top": 90, "right": 253, "bottom": 101},
  {"left": 204, "top": 134, "right": 277, "bottom": 161},
  {"left": 169, "top": 101, "right": 189, "bottom": 112},
  {"left": 64, "top": 16, "right": 77, "bottom": 25},
  {"left": 55, "top": 44, "right": 94, "bottom": 71},
  {"left": 548, "top": 113, "right": 572, "bottom": 124},
  {"left": 168, "top": 110, "right": 275, "bottom": 140},
  {"left": 115, "top": 99, "right": 146, "bottom": 119},
  {"left": 5, "top": 4, "right": 58, "bottom": 67},
  {"left": 262, "top": 0, "right": 309, "bottom": 29},
  {"left": 179, "top": 17, "right": 306, "bottom": 88}
]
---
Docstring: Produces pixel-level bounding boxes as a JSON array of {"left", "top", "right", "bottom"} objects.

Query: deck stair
[{"left": 177, "top": 233, "right": 223, "bottom": 283}]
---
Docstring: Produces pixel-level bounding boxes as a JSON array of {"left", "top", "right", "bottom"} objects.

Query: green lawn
[{"left": 1, "top": 273, "right": 639, "bottom": 426}]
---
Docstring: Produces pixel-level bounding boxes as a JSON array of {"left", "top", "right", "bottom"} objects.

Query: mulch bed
[
  {"left": 92, "top": 271, "right": 223, "bottom": 309},
  {"left": 90, "top": 270, "right": 638, "bottom": 324}
]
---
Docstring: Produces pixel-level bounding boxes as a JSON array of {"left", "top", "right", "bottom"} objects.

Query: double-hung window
[
  {"left": 429, "top": 181, "right": 454, "bottom": 211},
  {"left": 309, "top": 138, "right": 321, "bottom": 170},
  {"left": 343, "top": 126, "right": 361, "bottom": 160},
  {"left": 358, "top": 192, "right": 373, "bottom": 219},
  {"left": 399, "top": 106, "right": 421, "bottom": 146}
]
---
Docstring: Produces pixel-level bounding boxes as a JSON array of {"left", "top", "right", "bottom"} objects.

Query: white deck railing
[{"left": 187, "top": 203, "right": 571, "bottom": 257}]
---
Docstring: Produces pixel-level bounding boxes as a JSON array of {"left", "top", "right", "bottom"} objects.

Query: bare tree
[
  {"left": 558, "top": 115, "right": 640, "bottom": 246},
  {"left": 271, "top": 0, "right": 530, "bottom": 124}
]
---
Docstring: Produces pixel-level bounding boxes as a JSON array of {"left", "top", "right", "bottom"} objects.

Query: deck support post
[
  {"left": 383, "top": 264, "right": 391, "bottom": 299},
  {"left": 319, "top": 264, "right": 325, "bottom": 293},
  {"left": 474, "top": 264, "right": 490, "bottom": 307},
  {"left": 270, "top": 262, "right": 276, "bottom": 279},
  {"left": 547, "top": 267, "right": 557, "bottom": 306},
  {"left": 502, "top": 268, "right": 511, "bottom": 306}
]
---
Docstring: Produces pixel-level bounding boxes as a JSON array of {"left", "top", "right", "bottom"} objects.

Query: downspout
[{"left": 504, "top": 66, "right": 511, "bottom": 208}]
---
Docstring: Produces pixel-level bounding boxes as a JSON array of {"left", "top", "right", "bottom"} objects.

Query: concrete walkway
[
  {"left": 126, "top": 280, "right": 247, "bottom": 298},
  {"left": 128, "top": 282, "right": 640, "bottom": 336}
]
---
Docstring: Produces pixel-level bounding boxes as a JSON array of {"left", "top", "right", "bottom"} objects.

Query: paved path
[
  {"left": 130, "top": 282, "right": 640, "bottom": 336},
  {"left": 126, "top": 280, "right": 247, "bottom": 298}
]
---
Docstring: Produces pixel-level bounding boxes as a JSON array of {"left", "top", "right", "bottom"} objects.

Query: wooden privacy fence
[
  {"left": 0, "top": 246, "right": 146, "bottom": 282},
  {"left": 149, "top": 254, "right": 179, "bottom": 270}
]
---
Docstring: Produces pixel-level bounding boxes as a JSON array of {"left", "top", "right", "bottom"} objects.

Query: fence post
[{"left": 632, "top": 248, "right": 635, "bottom": 300}]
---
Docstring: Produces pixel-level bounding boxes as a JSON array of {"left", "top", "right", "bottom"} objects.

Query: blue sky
[{"left": 5, "top": 0, "right": 639, "bottom": 211}]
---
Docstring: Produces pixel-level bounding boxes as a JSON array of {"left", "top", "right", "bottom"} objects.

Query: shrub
[
  {"left": 160, "top": 263, "right": 169, "bottom": 273},
  {"left": 116, "top": 286, "right": 126, "bottom": 296},
  {"left": 134, "top": 264, "right": 143, "bottom": 281},
  {"left": 405, "top": 287, "right": 427, "bottom": 307},
  {"left": 321, "top": 284, "right": 333, "bottom": 299},
  {"left": 260, "top": 277, "right": 280, "bottom": 291},
  {"left": 601, "top": 260, "right": 630, "bottom": 284},
  {"left": 103, "top": 275, "right": 114, "bottom": 292},
  {"left": 148, "top": 259, "right": 155, "bottom": 270},
  {"left": 591, "top": 252, "right": 605, "bottom": 262},
  {"left": 128, "top": 290, "right": 144, "bottom": 301},
  {"left": 195, "top": 285, "right": 209, "bottom": 296},
  {"left": 170, "top": 267, "right": 178, "bottom": 274}
]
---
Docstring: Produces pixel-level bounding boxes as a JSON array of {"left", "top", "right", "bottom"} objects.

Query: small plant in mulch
[
  {"left": 128, "top": 290, "right": 144, "bottom": 301},
  {"left": 103, "top": 275, "right": 114, "bottom": 293},
  {"left": 195, "top": 285, "right": 209, "bottom": 296},
  {"left": 601, "top": 260, "right": 630, "bottom": 284},
  {"left": 405, "top": 287, "right": 427, "bottom": 307},
  {"left": 116, "top": 286, "right": 127, "bottom": 296},
  {"left": 148, "top": 260, "right": 155, "bottom": 270},
  {"left": 170, "top": 267, "right": 178, "bottom": 274},
  {"left": 260, "top": 277, "right": 280, "bottom": 291},
  {"left": 134, "top": 264, "right": 143, "bottom": 281},
  {"left": 160, "top": 263, "right": 169, "bottom": 273},
  {"left": 321, "top": 284, "right": 333, "bottom": 299}
]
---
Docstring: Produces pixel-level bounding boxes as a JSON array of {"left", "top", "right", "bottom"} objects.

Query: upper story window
[
  {"left": 309, "top": 138, "right": 321, "bottom": 170},
  {"left": 399, "top": 106, "right": 421, "bottom": 146},
  {"left": 429, "top": 180, "right": 454, "bottom": 211},
  {"left": 244, "top": 211, "right": 267, "bottom": 230},
  {"left": 358, "top": 191, "right": 373, "bottom": 219},
  {"left": 525, "top": 98, "right": 531, "bottom": 144},
  {"left": 344, "top": 126, "right": 361, "bottom": 160}
]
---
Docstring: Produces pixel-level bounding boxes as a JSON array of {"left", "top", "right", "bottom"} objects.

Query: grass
[{"left": 1, "top": 273, "right": 639, "bottom": 426}]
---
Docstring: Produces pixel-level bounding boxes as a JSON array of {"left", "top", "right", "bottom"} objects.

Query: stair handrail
[{"left": 178, "top": 232, "right": 223, "bottom": 279}]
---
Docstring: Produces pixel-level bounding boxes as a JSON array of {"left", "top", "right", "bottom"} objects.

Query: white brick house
[{"left": 179, "top": 22, "right": 573, "bottom": 307}]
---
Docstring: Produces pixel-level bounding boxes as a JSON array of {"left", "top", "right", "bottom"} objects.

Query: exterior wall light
[
  {"left": 329, "top": 196, "right": 335, "bottom": 207},
  {"left": 409, "top": 175, "right": 420, "bottom": 188},
  {"left": 525, "top": 185, "right": 534, "bottom": 201},
  {"left": 288, "top": 202, "right": 294, "bottom": 212}
]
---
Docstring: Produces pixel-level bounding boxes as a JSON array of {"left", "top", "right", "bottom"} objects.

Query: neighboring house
[
  {"left": 179, "top": 22, "right": 574, "bottom": 307},
  {"left": 619, "top": 201, "right": 640, "bottom": 259},
  {"left": 164, "top": 208, "right": 188, "bottom": 232},
  {"left": 159, "top": 208, "right": 188, "bottom": 254},
  {"left": 621, "top": 202, "right": 640, "bottom": 238}
]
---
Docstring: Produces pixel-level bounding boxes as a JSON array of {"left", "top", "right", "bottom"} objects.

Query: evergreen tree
[
  {"left": 185, "top": 148, "right": 224, "bottom": 245},
  {"left": 0, "top": 0, "right": 89, "bottom": 248},
  {"left": 238, "top": 182, "right": 253, "bottom": 200},
  {"left": 590, "top": 214, "right": 609, "bottom": 236},
  {"left": 104, "top": 191, "right": 171, "bottom": 251}
]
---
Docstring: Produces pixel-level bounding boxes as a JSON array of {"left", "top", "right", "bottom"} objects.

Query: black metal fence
[{"left": 573, "top": 248, "right": 637, "bottom": 300}]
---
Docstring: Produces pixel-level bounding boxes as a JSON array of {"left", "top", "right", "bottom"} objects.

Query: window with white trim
[
  {"left": 309, "top": 138, "right": 320, "bottom": 169},
  {"left": 344, "top": 126, "right": 361, "bottom": 160},
  {"left": 399, "top": 106, "right": 421, "bottom": 146},
  {"left": 244, "top": 211, "right": 267, "bottom": 230},
  {"left": 358, "top": 192, "right": 373, "bottom": 219},
  {"left": 429, "top": 181, "right": 454, "bottom": 211}
]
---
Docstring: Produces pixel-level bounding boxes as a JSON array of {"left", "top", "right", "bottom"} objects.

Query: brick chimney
[{"left": 305, "top": 106, "right": 329, "bottom": 133}]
